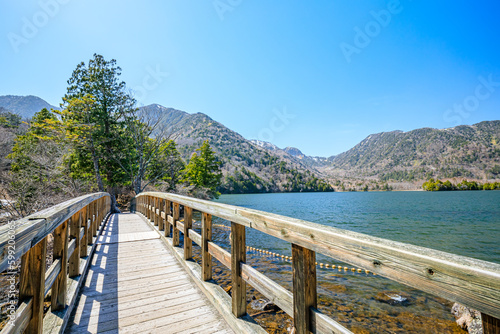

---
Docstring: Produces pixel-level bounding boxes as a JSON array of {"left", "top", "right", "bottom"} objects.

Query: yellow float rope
[{"left": 211, "top": 223, "right": 374, "bottom": 276}]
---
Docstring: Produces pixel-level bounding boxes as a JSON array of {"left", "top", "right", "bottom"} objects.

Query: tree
[
  {"left": 184, "top": 140, "right": 222, "bottom": 198},
  {"left": 5, "top": 109, "right": 73, "bottom": 217},
  {"left": 61, "top": 54, "right": 136, "bottom": 210},
  {"left": 155, "top": 140, "right": 185, "bottom": 192},
  {"left": 114, "top": 107, "right": 175, "bottom": 194}
]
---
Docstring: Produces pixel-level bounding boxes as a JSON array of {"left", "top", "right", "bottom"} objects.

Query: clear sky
[{"left": 1, "top": 1, "right": 499, "bottom": 157}]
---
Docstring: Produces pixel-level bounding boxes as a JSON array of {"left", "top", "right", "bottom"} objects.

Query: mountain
[
  {"left": 140, "top": 104, "right": 334, "bottom": 193},
  {"left": 322, "top": 121, "right": 500, "bottom": 182},
  {"left": 0, "top": 95, "right": 59, "bottom": 119}
]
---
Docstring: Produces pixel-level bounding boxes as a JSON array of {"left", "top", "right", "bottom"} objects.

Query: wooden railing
[
  {"left": 0, "top": 193, "right": 111, "bottom": 334},
  {"left": 135, "top": 192, "right": 500, "bottom": 334}
]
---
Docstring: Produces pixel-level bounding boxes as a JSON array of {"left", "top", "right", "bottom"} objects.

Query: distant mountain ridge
[
  {"left": 140, "top": 104, "right": 333, "bottom": 193},
  {"left": 0, "top": 95, "right": 59, "bottom": 118},
  {"left": 320, "top": 121, "right": 500, "bottom": 181},
  {"left": 4, "top": 95, "right": 499, "bottom": 190}
]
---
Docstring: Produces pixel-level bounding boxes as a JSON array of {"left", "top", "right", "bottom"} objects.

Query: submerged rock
[
  {"left": 374, "top": 291, "right": 412, "bottom": 306},
  {"left": 451, "top": 303, "right": 482, "bottom": 334},
  {"left": 250, "top": 298, "right": 280, "bottom": 312}
]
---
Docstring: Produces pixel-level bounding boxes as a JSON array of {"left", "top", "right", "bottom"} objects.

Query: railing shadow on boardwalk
[
  {"left": 65, "top": 213, "right": 120, "bottom": 333},
  {"left": 1, "top": 192, "right": 500, "bottom": 334}
]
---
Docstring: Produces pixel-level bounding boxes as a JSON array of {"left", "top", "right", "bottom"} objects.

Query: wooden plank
[
  {"left": 79, "top": 208, "right": 88, "bottom": 257},
  {"left": 0, "top": 298, "right": 32, "bottom": 334},
  {"left": 51, "top": 220, "right": 69, "bottom": 310},
  {"left": 482, "top": 313, "right": 500, "bottom": 334},
  {"left": 184, "top": 206, "right": 193, "bottom": 260},
  {"left": 19, "top": 237, "right": 47, "bottom": 334},
  {"left": 69, "top": 213, "right": 81, "bottom": 277},
  {"left": 231, "top": 222, "right": 246, "bottom": 318},
  {"left": 136, "top": 192, "right": 500, "bottom": 319},
  {"left": 154, "top": 197, "right": 159, "bottom": 226},
  {"left": 292, "top": 244, "right": 317, "bottom": 334},
  {"left": 159, "top": 198, "right": 165, "bottom": 230},
  {"left": 0, "top": 192, "right": 109, "bottom": 273},
  {"left": 310, "top": 310, "right": 353, "bottom": 334},
  {"left": 189, "top": 229, "right": 202, "bottom": 246},
  {"left": 165, "top": 200, "right": 171, "bottom": 237},
  {"left": 150, "top": 224, "right": 265, "bottom": 334},
  {"left": 202, "top": 212, "right": 212, "bottom": 281},
  {"left": 44, "top": 259, "right": 61, "bottom": 296},
  {"left": 92, "top": 200, "right": 97, "bottom": 237},
  {"left": 177, "top": 220, "right": 185, "bottom": 232},
  {"left": 208, "top": 242, "right": 231, "bottom": 269},
  {"left": 241, "top": 263, "right": 292, "bottom": 315},
  {"left": 43, "top": 212, "right": 110, "bottom": 334},
  {"left": 173, "top": 202, "right": 180, "bottom": 246},
  {"left": 240, "top": 263, "right": 352, "bottom": 334}
]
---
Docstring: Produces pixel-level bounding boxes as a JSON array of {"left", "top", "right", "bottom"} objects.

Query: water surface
[{"left": 209, "top": 191, "right": 500, "bottom": 333}]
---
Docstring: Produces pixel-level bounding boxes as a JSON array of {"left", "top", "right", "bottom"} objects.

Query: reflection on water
[{"left": 210, "top": 191, "right": 500, "bottom": 333}]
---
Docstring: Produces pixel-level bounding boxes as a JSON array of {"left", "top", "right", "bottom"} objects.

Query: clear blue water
[
  {"left": 216, "top": 191, "right": 500, "bottom": 264},
  {"left": 210, "top": 191, "right": 500, "bottom": 333}
]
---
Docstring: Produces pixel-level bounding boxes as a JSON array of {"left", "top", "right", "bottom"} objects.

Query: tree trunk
[{"left": 89, "top": 138, "right": 105, "bottom": 192}]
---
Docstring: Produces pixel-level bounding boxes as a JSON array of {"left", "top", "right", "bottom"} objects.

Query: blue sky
[{"left": 1, "top": 1, "right": 499, "bottom": 157}]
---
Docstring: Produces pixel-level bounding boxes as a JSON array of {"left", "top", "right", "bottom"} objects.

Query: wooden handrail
[
  {"left": 0, "top": 192, "right": 111, "bottom": 334},
  {"left": 135, "top": 191, "right": 500, "bottom": 334}
]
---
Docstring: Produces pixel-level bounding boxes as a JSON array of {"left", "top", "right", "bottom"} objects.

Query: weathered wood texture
[
  {"left": 184, "top": 206, "right": 193, "bottom": 260},
  {"left": 292, "top": 244, "right": 317, "bottom": 334},
  {"left": 69, "top": 213, "right": 81, "bottom": 278},
  {"left": 51, "top": 221, "right": 69, "bottom": 311},
  {"left": 202, "top": 212, "right": 212, "bottom": 281},
  {"left": 172, "top": 202, "right": 180, "bottom": 246},
  {"left": 231, "top": 223, "right": 246, "bottom": 318},
  {"left": 137, "top": 211, "right": 266, "bottom": 334},
  {"left": 65, "top": 213, "right": 233, "bottom": 334},
  {"left": 137, "top": 194, "right": 352, "bottom": 334},
  {"left": 0, "top": 192, "right": 109, "bottom": 273},
  {"left": 483, "top": 313, "right": 500, "bottom": 334},
  {"left": 19, "top": 238, "right": 47, "bottom": 334},
  {"left": 137, "top": 192, "right": 500, "bottom": 321},
  {"left": 0, "top": 193, "right": 111, "bottom": 334}
]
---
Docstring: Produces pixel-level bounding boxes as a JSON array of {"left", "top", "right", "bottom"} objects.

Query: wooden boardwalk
[{"left": 65, "top": 213, "right": 234, "bottom": 334}]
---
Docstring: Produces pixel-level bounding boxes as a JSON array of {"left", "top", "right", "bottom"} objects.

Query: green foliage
[
  {"left": 60, "top": 54, "right": 136, "bottom": 196},
  {"left": 422, "top": 178, "right": 500, "bottom": 191},
  {"left": 184, "top": 140, "right": 222, "bottom": 198},
  {"left": 7, "top": 109, "right": 69, "bottom": 216},
  {"left": 0, "top": 110, "right": 22, "bottom": 128},
  {"left": 150, "top": 140, "right": 185, "bottom": 191}
]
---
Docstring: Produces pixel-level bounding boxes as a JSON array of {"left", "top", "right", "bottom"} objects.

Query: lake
[{"left": 209, "top": 191, "right": 500, "bottom": 333}]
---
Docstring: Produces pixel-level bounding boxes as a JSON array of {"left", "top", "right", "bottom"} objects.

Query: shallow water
[{"left": 210, "top": 191, "right": 500, "bottom": 333}]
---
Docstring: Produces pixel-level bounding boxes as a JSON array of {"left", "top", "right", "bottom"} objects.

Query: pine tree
[{"left": 184, "top": 140, "right": 222, "bottom": 198}]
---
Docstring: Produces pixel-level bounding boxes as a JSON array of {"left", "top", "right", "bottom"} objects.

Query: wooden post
[
  {"left": 51, "top": 220, "right": 69, "bottom": 311},
  {"left": 150, "top": 196, "right": 153, "bottom": 222},
  {"left": 201, "top": 212, "right": 212, "bottom": 281},
  {"left": 87, "top": 207, "right": 93, "bottom": 246},
  {"left": 172, "top": 203, "right": 180, "bottom": 246},
  {"left": 146, "top": 196, "right": 151, "bottom": 221},
  {"left": 482, "top": 313, "right": 500, "bottom": 334},
  {"left": 69, "top": 213, "right": 81, "bottom": 277},
  {"left": 184, "top": 207, "right": 193, "bottom": 260},
  {"left": 153, "top": 197, "right": 158, "bottom": 226},
  {"left": 231, "top": 222, "right": 246, "bottom": 317},
  {"left": 92, "top": 201, "right": 97, "bottom": 237},
  {"left": 164, "top": 200, "right": 171, "bottom": 237},
  {"left": 19, "top": 238, "right": 47, "bottom": 334},
  {"left": 158, "top": 199, "right": 164, "bottom": 230},
  {"left": 292, "top": 243, "right": 317, "bottom": 334},
  {"left": 80, "top": 208, "right": 88, "bottom": 257}
]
